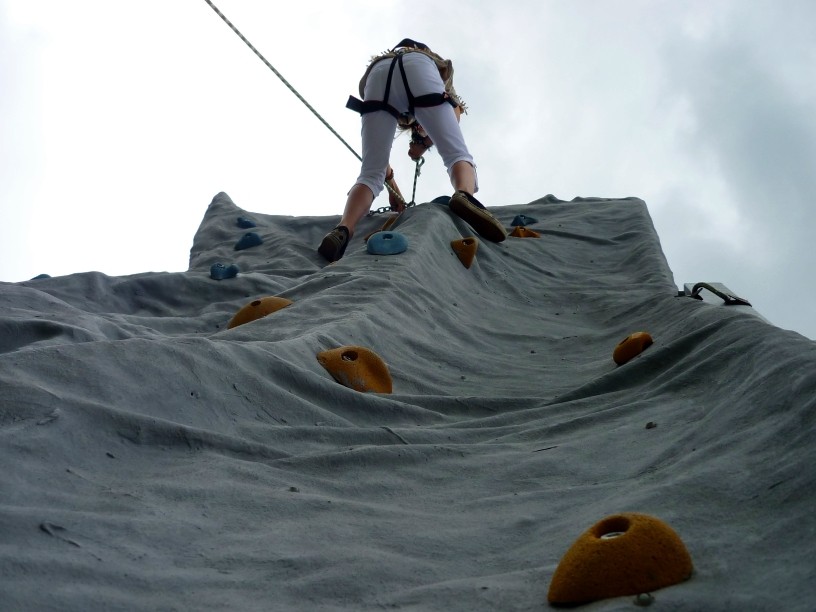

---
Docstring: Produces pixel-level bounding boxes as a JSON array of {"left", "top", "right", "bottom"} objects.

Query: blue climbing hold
[
  {"left": 431, "top": 195, "right": 451, "bottom": 205},
  {"left": 367, "top": 231, "right": 408, "bottom": 255},
  {"left": 511, "top": 214, "right": 539, "bottom": 227},
  {"left": 236, "top": 216, "right": 257, "bottom": 229},
  {"left": 210, "top": 263, "right": 240, "bottom": 280},
  {"left": 234, "top": 232, "right": 263, "bottom": 251},
  {"left": 30, "top": 274, "right": 51, "bottom": 280}
]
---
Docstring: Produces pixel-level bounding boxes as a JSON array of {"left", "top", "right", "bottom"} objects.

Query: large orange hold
[
  {"left": 227, "top": 296, "right": 293, "bottom": 329},
  {"left": 548, "top": 513, "right": 693, "bottom": 605},
  {"left": 613, "top": 331, "right": 653, "bottom": 365},
  {"left": 450, "top": 237, "right": 479, "bottom": 269},
  {"left": 317, "top": 346, "right": 393, "bottom": 393}
]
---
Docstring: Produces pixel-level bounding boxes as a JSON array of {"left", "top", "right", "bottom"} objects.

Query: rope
[
  {"left": 201, "top": 0, "right": 411, "bottom": 207},
  {"left": 202, "top": 0, "right": 361, "bottom": 161}
]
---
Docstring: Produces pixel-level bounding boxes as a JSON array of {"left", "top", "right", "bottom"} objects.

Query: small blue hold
[
  {"left": 511, "top": 214, "right": 539, "bottom": 227},
  {"left": 234, "top": 232, "right": 263, "bottom": 251},
  {"left": 30, "top": 273, "right": 51, "bottom": 280},
  {"left": 236, "top": 216, "right": 257, "bottom": 229},
  {"left": 210, "top": 263, "right": 240, "bottom": 280},
  {"left": 431, "top": 195, "right": 451, "bottom": 205},
  {"left": 367, "top": 231, "right": 408, "bottom": 255}
]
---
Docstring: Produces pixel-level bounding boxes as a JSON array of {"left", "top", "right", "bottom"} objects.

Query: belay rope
[{"left": 202, "top": 0, "right": 421, "bottom": 215}]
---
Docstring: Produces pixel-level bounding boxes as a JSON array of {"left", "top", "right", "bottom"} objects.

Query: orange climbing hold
[
  {"left": 317, "top": 346, "right": 393, "bottom": 393},
  {"left": 547, "top": 513, "right": 693, "bottom": 605},
  {"left": 228, "top": 296, "right": 293, "bottom": 329},
  {"left": 509, "top": 226, "right": 540, "bottom": 238},
  {"left": 613, "top": 331, "right": 653, "bottom": 365},
  {"left": 450, "top": 237, "right": 479, "bottom": 269}
]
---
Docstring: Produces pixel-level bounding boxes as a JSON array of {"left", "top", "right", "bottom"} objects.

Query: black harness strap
[
  {"left": 383, "top": 53, "right": 399, "bottom": 107},
  {"left": 345, "top": 96, "right": 401, "bottom": 119},
  {"left": 396, "top": 53, "right": 414, "bottom": 112},
  {"left": 412, "top": 92, "right": 454, "bottom": 109}
]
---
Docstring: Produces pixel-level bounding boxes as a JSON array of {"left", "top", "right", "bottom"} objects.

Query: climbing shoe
[
  {"left": 449, "top": 191, "right": 507, "bottom": 243},
  {"left": 318, "top": 225, "right": 350, "bottom": 262}
]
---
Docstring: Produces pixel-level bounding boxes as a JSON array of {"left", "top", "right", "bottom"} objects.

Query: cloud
[
  {"left": 650, "top": 1, "right": 816, "bottom": 336},
  {"left": 665, "top": 11, "right": 816, "bottom": 224}
]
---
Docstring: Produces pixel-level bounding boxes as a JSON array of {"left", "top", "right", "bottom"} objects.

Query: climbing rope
[
  {"left": 202, "top": 0, "right": 359, "bottom": 160},
  {"left": 202, "top": 0, "right": 413, "bottom": 208}
]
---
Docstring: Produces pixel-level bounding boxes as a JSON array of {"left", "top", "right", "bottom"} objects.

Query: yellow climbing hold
[
  {"left": 613, "top": 331, "right": 654, "bottom": 365},
  {"left": 450, "top": 237, "right": 479, "bottom": 269},
  {"left": 547, "top": 513, "right": 693, "bottom": 605},
  {"left": 509, "top": 226, "right": 540, "bottom": 238},
  {"left": 228, "top": 296, "right": 293, "bottom": 329},
  {"left": 317, "top": 346, "right": 393, "bottom": 394}
]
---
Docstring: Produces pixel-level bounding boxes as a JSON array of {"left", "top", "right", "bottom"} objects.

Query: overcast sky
[{"left": 2, "top": 0, "right": 814, "bottom": 340}]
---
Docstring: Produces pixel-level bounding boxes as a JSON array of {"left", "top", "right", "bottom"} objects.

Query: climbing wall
[{"left": 2, "top": 192, "right": 815, "bottom": 610}]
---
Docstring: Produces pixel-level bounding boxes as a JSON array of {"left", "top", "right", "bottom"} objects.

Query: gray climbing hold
[
  {"left": 511, "top": 214, "right": 538, "bottom": 227},
  {"left": 210, "top": 263, "right": 240, "bottom": 280},
  {"left": 234, "top": 232, "right": 262, "bottom": 251}
]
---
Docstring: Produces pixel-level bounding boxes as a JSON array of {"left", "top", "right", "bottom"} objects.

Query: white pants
[{"left": 354, "top": 51, "right": 476, "bottom": 199}]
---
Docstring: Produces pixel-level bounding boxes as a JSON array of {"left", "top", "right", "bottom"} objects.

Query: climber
[{"left": 318, "top": 38, "right": 506, "bottom": 262}]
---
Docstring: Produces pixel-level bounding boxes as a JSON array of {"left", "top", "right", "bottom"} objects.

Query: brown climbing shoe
[
  {"left": 449, "top": 191, "right": 506, "bottom": 243},
  {"left": 318, "top": 226, "right": 350, "bottom": 262}
]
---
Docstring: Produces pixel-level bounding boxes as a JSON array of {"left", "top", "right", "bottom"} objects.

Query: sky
[{"left": 2, "top": 0, "right": 814, "bottom": 340}]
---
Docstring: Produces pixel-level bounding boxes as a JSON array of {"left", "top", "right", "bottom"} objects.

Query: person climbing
[{"left": 318, "top": 38, "right": 506, "bottom": 262}]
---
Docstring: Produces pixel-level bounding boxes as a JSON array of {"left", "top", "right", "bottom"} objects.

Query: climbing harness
[
  {"left": 201, "top": 0, "right": 408, "bottom": 206},
  {"left": 345, "top": 49, "right": 458, "bottom": 126}
]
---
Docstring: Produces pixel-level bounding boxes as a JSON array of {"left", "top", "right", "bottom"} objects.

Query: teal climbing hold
[
  {"left": 210, "top": 263, "right": 239, "bottom": 280},
  {"left": 367, "top": 231, "right": 408, "bottom": 255},
  {"left": 512, "top": 214, "right": 538, "bottom": 226},
  {"left": 236, "top": 216, "right": 257, "bottom": 229},
  {"left": 235, "top": 232, "right": 262, "bottom": 251},
  {"left": 431, "top": 195, "right": 451, "bottom": 205}
]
